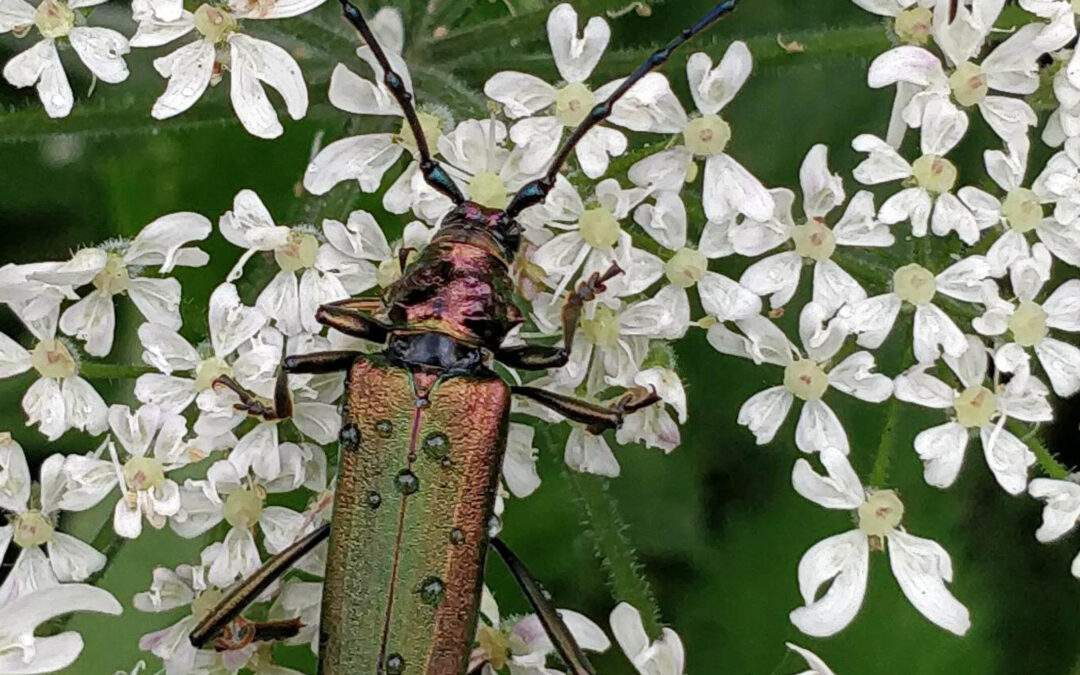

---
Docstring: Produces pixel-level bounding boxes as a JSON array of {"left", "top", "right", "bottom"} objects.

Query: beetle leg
[
  {"left": 490, "top": 538, "right": 595, "bottom": 675},
  {"left": 512, "top": 385, "right": 660, "bottom": 435},
  {"left": 209, "top": 617, "right": 304, "bottom": 652},
  {"left": 213, "top": 373, "right": 291, "bottom": 421},
  {"left": 315, "top": 298, "right": 392, "bottom": 342},
  {"left": 284, "top": 351, "right": 360, "bottom": 374},
  {"left": 494, "top": 263, "right": 623, "bottom": 371},
  {"left": 190, "top": 524, "right": 331, "bottom": 649}
]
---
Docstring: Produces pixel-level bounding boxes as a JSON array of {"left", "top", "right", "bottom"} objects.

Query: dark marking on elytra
[
  {"left": 449, "top": 528, "right": 465, "bottom": 545},
  {"left": 338, "top": 423, "right": 360, "bottom": 450},
  {"left": 375, "top": 420, "right": 393, "bottom": 438},
  {"left": 366, "top": 491, "right": 382, "bottom": 509},
  {"left": 395, "top": 469, "right": 419, "bottom": 495},
  {"left": 422, "top": 432, "right": 449, "bottom": 460},
  {"left": 416, "top": 576, "right": 445, "bottom": 606},
  {"left": 385, "top": 653, "right": 405, "bottom": 674}
]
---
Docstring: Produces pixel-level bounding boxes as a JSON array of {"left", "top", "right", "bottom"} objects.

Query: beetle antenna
[
  {"left": 503, "top": 0, "right": 740, "bottom": 220},
  {"left": 338, "top": 0, "right": 465, "bottom": 205}
]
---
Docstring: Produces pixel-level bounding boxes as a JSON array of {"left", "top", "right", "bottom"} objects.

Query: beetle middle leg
[
  {"left": 512, "top": 384, "right": 660, "bottom": 435},
  {"left": 215, "top": 350, "right": 362, "bottom": 420},
  {"left": 495, "top": 262, "right": 623, "bottom": 370}
]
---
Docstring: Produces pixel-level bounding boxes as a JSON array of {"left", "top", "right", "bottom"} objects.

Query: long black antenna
[
  {"left": 339, "top": 0, "right": 465, "bottom": 205},
  {"left": 504, "top": 0, "right": 740, "bottom": 220}
]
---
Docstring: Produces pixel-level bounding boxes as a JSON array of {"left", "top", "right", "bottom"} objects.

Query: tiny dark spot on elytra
[
  {"left": 449, "top": 528, "right": 465, "bottom": 545},
  {"left": 367, "top": 491, "right": 381, "bottom": 509},
  {"left": 375, "top": 420, "right": 393, "bottom": 438},
  {"left": 422, "top": 432, "right": 449, "bottom": 460},
  {"left": 417, "top": 576, "right": 445, "bottom": 606},
  {"left": 395, "top": 469, "right": 419, "bottom": 495},
  {"left": 385, "top": 653, "right": 405, "bottom": 674},
  {"left": 339, "top": 423, "right": 360, "bottom": 450}
]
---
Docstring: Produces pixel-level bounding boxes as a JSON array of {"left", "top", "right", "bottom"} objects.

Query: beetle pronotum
[{"left": 189, "top": 2, "right": 742, "bottom": 673}]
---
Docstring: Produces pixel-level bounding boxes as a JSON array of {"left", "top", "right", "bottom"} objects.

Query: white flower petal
[
  {"left": 703, "top": 153, "right": 774, "bottom": 222},
  {"left": 914, "top": 422, "right": 969, "bottom": 489},
  {"left": 795, "top": 400, "right": 849, "bottom": 455},
  {"left": 790, "top": 530, "right": 869, "bottom": 638},
  {"left": 828, "top": 351, "right": 892, "bottom": 403},
  {"left": 3, "top": 39, "right": 73, "bottom": 118},
  {"left": 547, "top": 3, "right": 610, "bottom": 83},
  {"left": 228, "top": 33, "right": 308, "bottom": 139},
  {"left": 913, "top": 304, "right": 967, "bottom": 363},
  {"left": 150, "top": 39, "right": 214, "bottom": 120},
  {"left": 209, "top": 282, "right": 266, "bottom": 358},
  {"left": 484, "top": 71, "right": 557, "bottom": 119},
  {"left": 740, "top": 251, "right": 802, "bottom": 309},
  {"left": 564, "top": 427, "right": 619, "bottom": 477},
  {"left": 737, "top": 386, "right": 793, "bottom": 446},
  {"left": 791, "top": 446, "right": 864, "bottom": 509},
  {"left": 1028, "top": 478, "right": 1080, "bottom": 542},
  {"left": 887, "top": 530, "right": 970, "bottom": 636},
  {"left": 979, "top": 426, "right": 1034, "bottom": 495},
  {"left": 1035, "top": 337, "right": 1080, "bottom": 397},
  {"left": 698, "top": 271, "right": 761, "bottom": 321},
  {"left": 68, "top": 26, "right": 129, "bottom": 84},
  {"left": 894, "top": 364, "right": 956, "bottom": 408},
  {"left": 686, "top": 42, "right": 751, "bottom": 115}
]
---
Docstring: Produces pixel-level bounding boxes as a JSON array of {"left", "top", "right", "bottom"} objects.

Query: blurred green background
[{"left": 1, "top": 0, "right": 1079, "bottom": 673}]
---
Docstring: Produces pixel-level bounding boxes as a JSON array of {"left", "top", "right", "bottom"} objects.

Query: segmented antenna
[
  {"left": 339, "top": 0, "right": 465, "bottom": 205},
  {"left": 504, "top": 0, "right": 740, "bottom": 220}
]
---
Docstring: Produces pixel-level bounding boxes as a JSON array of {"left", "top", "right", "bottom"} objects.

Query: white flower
[
  {"left": 268, "top": 579, "right": 323, "bottom": 654},
  {"left": 632, "top": 189, "right": 762, "bottom": 326},
  {"left": 304, "top": 7, "right": 449, "bottom": 216},
  {"left": 1029, "top": 138, "right": 1080, "bottom": 266},
  {"left": 973, "top": 245, "right": 1080, "bottom": 397},
  {"left": 629, "top": 42, "right": 774, "bottom": 223},
  {"left": 790, "top": 446, "right": 970, "bottom": 636},
  {"left": 963, "top": 146, "right": 1080, "bottom": 276},
  {"left": 0, "top": 261, "right": 75, "bottom": 339},
  {"left": 0, "top": 435, "right": 106, "bottom": 605},
  {"left": 0, "top": 583, "right": 121, "bottom": 673},
  {"left": 104, "top": 404, "right": 191, "bottom": 539},
  {"left": 218, "top": 189, "right": 350, "bottom": 336},
  {"left": 785, "top": 642, "right": 836, "bottom": 675},
  {"left": 133, "top": 282, "right": 266, "bottom": 428},
  {"left": 838, "top": 255, "right": 989, "bottom": 363},
  {"left": 485, "top": 3, "right": 683, "bottom": 179},
  {"left": 852, "top": 100, "right": 981, "bottom": 244},
  {"left": 736, "top": 145, "right": 892, "bottom": 312},
  {"left": 1028, "top": 476, "right": 1080, "bottom": 579},
  {"left": 867, "top": 2, "right": 1041, "bottom": 153},
  {"left": 0, "top": 308, "right": 107, "bottom": 441},
  {"left": 894, "top": 334, "right": 1051, "bottom": 494},
  {"left": 171, "top": 439, "right": 317, "bottom": 587},
  {"left": 503, "top": 422, "right": 541, "bottom": 499},
  {"left": 610, "top": 602, "right": 684, "bottom": 675},
  {"left": 437, "top": 117, "right": 539, "bottom": 215},
  {"left": 28, "top": 212, "right": 211, "bottom": 356},
  {"left": 616, "top": 368, "right": 688, "bottom": 453},
  {"left": 469, "top": 585, "right": 610, "bottom": 674},
  {"left": 318, "top": 209, "right": 434, "bottom": 298},
  {"left": 1, "top": 0, "right": 129, "bottom": 118},
  {"left": 716, "top": 303, "right": 893, "bottom": 454},
  {"left": 132, "top": 0, "right": 318, "bottom": 138},
  {"left": 531, "top": 178, "right": 661, "bottom": 301}
]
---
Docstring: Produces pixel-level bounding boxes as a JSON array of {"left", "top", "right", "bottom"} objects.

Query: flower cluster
[{"left": 1, "top": 0, "right": 1078, "bottom": 673}]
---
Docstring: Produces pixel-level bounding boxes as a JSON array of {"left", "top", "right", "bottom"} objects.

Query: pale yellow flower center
[
  {"left": 581, "top": 304, "right": 621, "bottom": 349},
  {"left": 857, "top": 489, "right": 904, "bottom": 538},
  {"left": 1008, "top": 300, "right": 1049, "bottom": 347},
  {"left": 123, "top": 455, "right": 166, "bottom": 493},
  {"left": 377, "top": 257, "right": 403, "bottom": 288},
  {"left": 912, "top": 154, "right": 958, "bottom": 195},
  {"left": 664, "top": 247, "right": 708, "bottom": 288},
  {"left": 954, "top": 385, "right": 998, "bottom": 428},
  {"left": 893, "top": 263, "right": 937, "bottom": 306},
  {"left": 397, "top": 112, "right": 443, "bottom": 155},
  {"left": 92, "top": 253, "right": 131, "bottom": 296},
  {"left": 476, "top": 625, "right": 511, "bottom": 670},
  {"left": 194, "top": 4, "right": 237, "bottom": 44},
  {"left": 895, "top": 7, "right": 932, "bottom": 45},
  {"left": 274, "top": 230, "right": 319, "bottom": 273},
  {"left": 467, "top": 171, "right": 509, "bottom": 210},
  {"left": 948, "top": 61, "right": 988, "bottom": 107},
  {"left": 1073, "top": 0, "right": 1080, "bottom": 14},
  {"left": 13, "top": 510, "right": 54, "bottom": 548},
  {"left": 191, "top": 588, "right": 225, "bottom": 621},
  {"left": 683, "top": 115, "right": 732, "bottom": 157},
  {"left": 792, "top": 220, "right": 836, "bottom": 262},
  {"left": 783, "top": 359, "right": 829, "bottom": 401},
  {"left": 1002, "top": 188, "right": 1043, "bottom": 233},
  {"left": 555, "top": 82, "right": 596, "bottom": 127},
  {"left": 31, "top": 339, "right": 77, "bottom": 379},
  {"left": 193, "top": 356, "right": 232, "bottom": 391},
  {"left": 34, "top": 0, "right": 74, "bottom": 39},
  {"left": 578, "top": 206, "right": 621, "bottom": 249},
  {"left": 224, "top": 486, "right": 265, "bottom": 530}
]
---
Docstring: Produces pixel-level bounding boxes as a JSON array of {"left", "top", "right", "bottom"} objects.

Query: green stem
[
  {"left": 563, "top": 466, "right": 663, "bottom": 640},
  {"left": 1006, "top": 420, "right": 1070, "bottom": 480},
  {"left": 78, "top": 362, "right": 156, "bottom": 380},
  {"left": 869, "top": 396, "right": 901, "bottom": 487}
]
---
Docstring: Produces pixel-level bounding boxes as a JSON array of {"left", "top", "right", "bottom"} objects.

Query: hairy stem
[
  {"left": 78, "top": 362, "right": 156, "bottom": 380},
  {"left": 563, "top": 465, "right": 663, "bottom": 639},
  {"left": 1006, "top": 420, "right": 1070, "bottom": 480}
]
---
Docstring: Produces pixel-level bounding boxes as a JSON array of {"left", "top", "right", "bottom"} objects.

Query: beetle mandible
[{"left": 189, "top": 1, "right": 741, "bottom": 673}]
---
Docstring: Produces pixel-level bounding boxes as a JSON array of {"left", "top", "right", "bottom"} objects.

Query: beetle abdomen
[{"left": 320, "top": 355, "right": 509, "bottom": 674}]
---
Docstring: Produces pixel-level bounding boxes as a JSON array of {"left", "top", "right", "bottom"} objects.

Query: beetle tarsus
[
  {"left": 213, "top": 374, "right": 287, "bottom": 421},
  {"left": 511, "top": 385, "right": 660, "bottom": 435}
]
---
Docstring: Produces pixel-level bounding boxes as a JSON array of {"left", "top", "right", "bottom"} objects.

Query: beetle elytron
[{"left": 190, "top": 1, "right": 741, "bottom": 672}]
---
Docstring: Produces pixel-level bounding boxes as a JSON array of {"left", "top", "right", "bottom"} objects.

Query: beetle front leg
[
  {"left": 314, "top": 297, "right": 392, "bottom": 342},
  {"left": 495, "top": 263, "right": 623, "bottom": 371},
  {"left": 214, "top": 371, "right": 292, "bottom": 421},
  {"left": 512, "top": 385, "right": 660, "bottom": 434}
]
